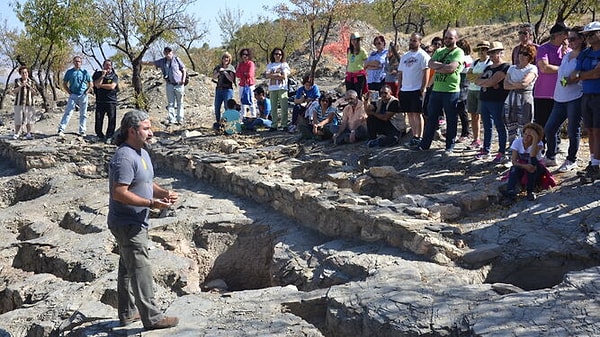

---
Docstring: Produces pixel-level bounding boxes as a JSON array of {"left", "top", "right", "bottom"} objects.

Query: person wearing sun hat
[
  {"left": 465, "top": 40, "right": 492, "bottom": 150},
  {"left": 534, "top": 22, "right": 570, "bottom": 131},
  {"left": 572, "top": 21, "right": 600, "bottom": 183},
  {"left": 345, "top": 32, "right": 369, "bottom": 97}
]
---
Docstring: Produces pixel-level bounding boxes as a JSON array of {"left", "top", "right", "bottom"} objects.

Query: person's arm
[
  {"left": 421, "top": 68, "right": 430, "bottom": 96},
  {"left": 476, "top": 68, "right": 507, "bottom": 88},
  {"left": 153, "top": 182, "right": 178, "bottom": 205},
  {"left": 112, "top": 182, "right": 174, "bottom": 210},
  {"left": 537, "top": 58, "right": 559, "bottom": 74},
  {"left": 94, "top": 72, "right": 117, "bottom": 90},
  {"left": 572, "top": 61, "right": 600, "bottom": 81}
]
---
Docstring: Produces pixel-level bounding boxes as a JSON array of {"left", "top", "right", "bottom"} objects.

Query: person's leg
[
  {"left": 480, "top": 101, "right": 493, "bottom": 154},
  {"left": 544, "top": 102, "right": 567, "bottom": 160},
  {"left": 77, "top": 94, "right": 89, "bottom": 135},
  {"left": 419, "top": 91, "right": 442, "bottom": 150},
  {"left": 564, "top": 98, "right": 582, "bottom": 163},
  {"left": 58, "top": 95, "right": 77, "bottom": 133},
  {"left": 491, "top": 101, "right": 507, "bottom": 154},
  {"left": 110, "top": 225, "right": 165, "bottom": 328},
  {"left": 107, "top": 102, "right": 117, "bottom": 139},
  {"left": 457, "top": 100, "right": 469, "bottom": 138},
  {"left": 506, "top": 165, "right": 524, "bottom": 196},
  {"left": 366, "top": 115, "right": 380, "bottom": 140},
  {"left": 95, "top": 103, "right": 106, "bottom": 138},
  {"left": 279, "top": 90, "right": 289, "bottom": 127},
  {"left": 442, "top": 92, "right": 459, "bottom": 150},
  {"left": 166, "top": 83, "right": 176, "bottom": 123},
  {"left": 504, "top": 92, "right": 519, "bottom": 145},
  {"left": 214, "top": 89, "right": 225, "bottom": 124},
  {"left": 174, "top": 85, "right": 184, "bottom": 123},
  {"left": 14, "top": 105, "right": 23, "bottom": 137}
]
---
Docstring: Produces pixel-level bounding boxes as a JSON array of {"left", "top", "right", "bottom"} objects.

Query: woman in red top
[{"left": 235, "top": 48, "right": 257, "bottom": 117}]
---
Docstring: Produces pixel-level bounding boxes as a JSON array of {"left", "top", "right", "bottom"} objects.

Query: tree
[
  {"left": 274, "top": 0, "right": 366, "bottom": 79},
  {"left": 92, "top": 0, "right": 198, "bottom": 108},
  {"left": 173, "top": 16, "right": 209, "bottom": 71},
  {"left": 217, "top": 7, "right": 244, "bottom": 64},
  {"left": 0, "top": 20, "right": 21, "bottom": 109}
]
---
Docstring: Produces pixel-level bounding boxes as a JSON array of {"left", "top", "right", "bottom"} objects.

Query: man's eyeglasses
[{"left": 583, "top": 32, "right": 597, "bottom": 38}]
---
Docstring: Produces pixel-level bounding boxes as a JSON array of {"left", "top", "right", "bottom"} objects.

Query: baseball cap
[{"left": 550, "top": 22, "right": 569, "bottom": 35}]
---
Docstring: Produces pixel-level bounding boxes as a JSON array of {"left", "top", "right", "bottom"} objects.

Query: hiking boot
[
  {"left": 580, "top": 165, "right": 600, "bottom": 184},
  {"left": 146, "top": 316, "right": 179, "bottom": 330}
]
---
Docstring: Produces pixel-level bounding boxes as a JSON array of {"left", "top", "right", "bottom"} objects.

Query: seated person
[
  {"left": 365, "top": 84, "right": 406, "bottom": 147},
  {"left": 221, "top": 98, "right": 242, "bottom": 135},
  {"left": 289, "top": 74, "right": 320, "bottom": 132},
  {"left": 298, "top": 93, "right": 340, "bottom": 140},
  {"left": 501, "top": 123, "right": 555, "bottom": 205},
  {"left": 244, "top": 87, "right": 273, "bottom": 131},
  {"left": 333, "top": 90, "right": 368, "bottom": 145}
]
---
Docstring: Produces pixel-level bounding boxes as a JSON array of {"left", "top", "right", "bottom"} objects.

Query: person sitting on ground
[
  {"left": 298, "top": 93, "right": 340, "bottom": 140},
  {"left": 333, "top": 90, "right": 368, "bottom": 145},
  {"left": 365, "top": 85, "right": 406, "bottom": 147},
  {"left": 220, "top": 99, "right": 242, "bottom": 135},
  {"left": 289, "top": 74, "right": 320, "bottom": 132},
  {"left": 244, "top": 87, "right": 272, "bottom": 131},
  {"left": 501, "top": 122, "right": 555, "bottom": 205}
]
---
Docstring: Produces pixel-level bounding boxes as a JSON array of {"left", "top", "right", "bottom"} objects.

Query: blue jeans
[
  {"left": 544, "top": 97, "right": 582, "bottom": 162},
  {"left": 420, "top": 91, "right": 459, "bottom": 150},
  {"left": 506, "top": 158, "right": 541, "bottom": 195},
  {"left": 481, "top": 100, "right": 507, "bottom": 154},
  {"left": 58, "top": 93, "right": 89, "bottom": 134},
  {"left": 166, "top": 83, "right": 185, "bottom": 123},
  {"left": 214, "top": 88, "right": 233, "bottom": 124}
]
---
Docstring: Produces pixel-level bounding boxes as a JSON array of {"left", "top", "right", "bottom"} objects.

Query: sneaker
[
  {"left": 476, "top": 150, "right": 490, "bottom": 160},
  {"left": 527, "top": 191, "right": 536, "bottom": 201},
  {"left": 576, "top": 162, "right": 592, "bottom": 177},
  {"left": 467, "top": 139, "right": 481, "bottom": 150},
  {"left": 558, "top": 160, "right": 577, "bottom": 173},
  {"left": 492, "top": 153, "right": 506, "bottom": 164},
  {"left": 25, "top": 133, "right": 33, "bottom": 140},
  {"left": 581, "top": 165, "right": 600, "bottom": 184},
  {"left": 367, "top": 139, "right": 380, "bottom": 148},
  {"left": 544, "top": 158, "right": 557, "bottom": 167},
  {"left": 79, "top": 132, "right": 86, "bottom": 137},
  {"left": 57, "top": 131, "right": 65, "bottom": 138},
  {"left": 457, "top": 136, "right": 470, "bottom": 143},
  {"left": 287, "top": 125, "right": 297, "bottom": 133},
  {"left": 146, "top": 316, "right": 179, "bottom": 330},
  {"left": 12, "top": 134, "right": 19, "bottom": 140},
  {"left": 444, "top": 149, "right": 454, "bottom": 156}
]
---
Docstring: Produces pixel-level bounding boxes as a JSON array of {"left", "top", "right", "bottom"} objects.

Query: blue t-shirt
[
  {"left": 576, "top": 47, "right": 600, "bottom": 94},
  {"left": 108, "top": 144, "right": 154, "bottom": 229},
  {"left": 64, "top": 68, "right": 91, "bottom": 95},
  {"left": 295, "top": 84, "right": 320, "bottom": 101},
  {"left": 222, "top": 109, "right": 242, "bottom": 134},
  {"left": 256, "top": 98, "right": 271, "bottom": 118}
]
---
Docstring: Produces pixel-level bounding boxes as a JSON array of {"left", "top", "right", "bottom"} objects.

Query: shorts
[
  {"left": 582, "top": 93, "right": 600, "bottom": 129},
  {"left": 399, "top": 90, "right": 423, "bottom": 113},
  {"left": 467, "top": 90, "right": 482, "bottom": 113},
  {"left": 14, "top": 105, "right": 35, "bottom": 125}
]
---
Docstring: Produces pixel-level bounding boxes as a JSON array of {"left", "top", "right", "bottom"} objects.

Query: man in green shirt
[{"left": 417, "top": 28, "right": 464, "bottom": 154}]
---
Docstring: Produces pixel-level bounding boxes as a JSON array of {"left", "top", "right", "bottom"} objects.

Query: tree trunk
[{"left": 131, "top": 61, "right": 147, "bottom": 110}]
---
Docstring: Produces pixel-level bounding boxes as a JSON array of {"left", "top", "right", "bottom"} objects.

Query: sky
[{"left": 0, "top": 0, "right": 275, "bottom": 48}]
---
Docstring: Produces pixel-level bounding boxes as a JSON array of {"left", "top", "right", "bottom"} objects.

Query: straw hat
[
  {"left": 475, "top": 40, "right": 490, "bottom": 51},
  {"left": 487, "top": 41, "right": 504, "bottom": 52}
]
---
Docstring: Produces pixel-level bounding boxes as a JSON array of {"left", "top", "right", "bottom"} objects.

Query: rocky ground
[{"left": 0, "top": 42, "right": 599, "bottom": 336}]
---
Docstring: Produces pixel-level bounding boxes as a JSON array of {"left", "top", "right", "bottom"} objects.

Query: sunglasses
[
  {"left": 274, "top": 53, "right": 282, "bottom": 56},
  {"left": 583, "top": 32, "right": 597, "bottom": 38},
  {"left": 241, "top": 53, "right": 249, "bottom": 56}
]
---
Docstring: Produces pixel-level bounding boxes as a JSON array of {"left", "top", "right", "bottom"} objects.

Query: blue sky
[{"left": 0, "top": 0, "right": 275, "bottom": 48}]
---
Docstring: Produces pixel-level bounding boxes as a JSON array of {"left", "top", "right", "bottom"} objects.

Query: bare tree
[
  {"left": 174, "top": 16, "right": 209, "bottom": 71},
  {"left": 217, "top": 7, "right": 244, "bottom": 63}
]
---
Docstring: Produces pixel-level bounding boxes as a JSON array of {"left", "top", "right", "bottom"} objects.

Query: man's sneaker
[
  {"left": 57, "top": 131, "right": 65, "bottom": 138},
  {"left": 492, "top": 153, "right": 506, "bottom": 163},
  {"left": 444, "top": 149, "right": 454, "bottom": 156},
  {"left": 287, "top": 124, "right": 297, "bottom": 133},
  {"left": 467, "top": 139, "right": 481, "bottom": 150},
  {"left": 12, "top": 134, "right": 19, "bottom": 140},
  {"left": 476, "top": 150, "right": 490, "bottom": 160},
  {"left": 527, "top": 191, "right": 536, "bottom": 201},
  {"left": 79, "top": 132, "right": 86, "bottom": 137},
  {"left": 558, "top": 160, "right": 577, "bottom": 173},
  {"left": 576, "top": 162, "right": 592, "bottom": 177},
  {"left": 580, "top": 165, "right": 600, "bottom": 184},
  {"left": 25, "top": 133, "right": 33, "bottom": 140},
  {"left": 544, "top": 158, "right": 557, "bottom": 167}
]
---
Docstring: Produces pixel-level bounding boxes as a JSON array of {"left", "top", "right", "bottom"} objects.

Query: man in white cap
[{"left": 573, "top": 22, "right": 600, "bottom": 183}]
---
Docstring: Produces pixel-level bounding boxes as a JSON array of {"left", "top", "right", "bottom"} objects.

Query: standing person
[
  {"left": 504, "top": 44, "right": 538, "bottom": 145},
  {"left": 142, "top": 47, "right": 187, "bottom": 126},
  {"left": 422, "top": 36, "right": 443, "bottom": 118},
  {"left": 365, "top": 85, "right": 405, "bottom": 147},
  {"left": 466, "top": 41, "right": 491, "bottom": 150},
  {"left": 572, "top": 22, "right": 600, "bottom": 183},
  {"left": 365, "top": 35, "right": 388, "bottom": 93},
  {"left": 475, "top": 41, "right": 511, "bottom": 162},
  {"left": 398, "top": 32, "right": 430, "bottom": 147},
  {"left": 236, "top": 48, "right": 257, "bottom": 118},
  {"left": 12, "top": 65, "right": 37, "bottom": 140},
  {"left": 265, "top": 48, "right": 291, "bottom": 130},
  {"left": 345, "top": 32, "right": 368, "bottom": 97},
  {"left": 108, "top": 110, "right": 179, "bottom": 331},
  {"left": 93, "top": 59, "right": 119, "bottom": 144},
  {"left": 212, "top": 52, "right": 236, "bottom": 130},
  {"left": 417, "top": 28, "right": 465, "bottom": 154},
  {"left": 384, "top": 43, "right": 400, "bottom": 97},
  {"left": 534, "top": 23, "right": 570, "bottom": 130},
  {"left": 57, "top": 56, "right": 92, "bottom": 137},
  {"left": 545, "top": 27, "right": 585, "bottom": 172},
  {"left": 333, "top": 90, "right": 368, "bottom": 145},
  {"left": 456, "top": 38, "right": 473, "bottom": 142},
  {"left": 512, "top": 23, "right": 538, "bottom": 65}
]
